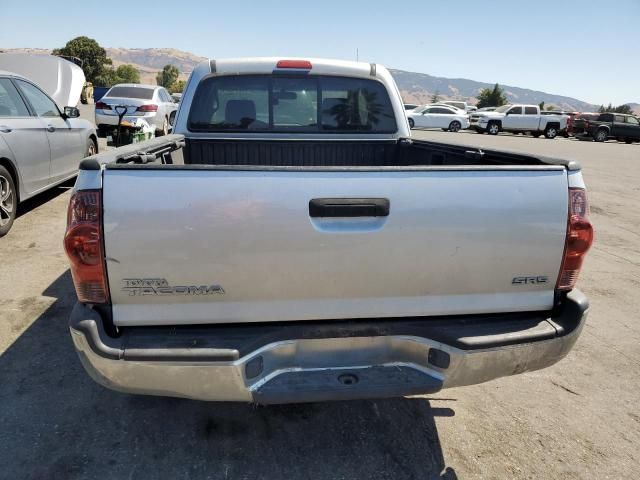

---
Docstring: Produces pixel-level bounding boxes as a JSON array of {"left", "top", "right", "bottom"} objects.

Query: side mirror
[
  {"left": 64, "top": 106, "right": 80, "bottom": 118},
  {"left": 169, "top": 110, "right": 177, "bottom": 127}
]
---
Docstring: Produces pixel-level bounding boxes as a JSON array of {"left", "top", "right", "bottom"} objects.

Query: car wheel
[
  {"left": 594, "top": 129, "right": 608, "bottom": 142},
  {"left": 544, "top": 126, "right": 558, "bottom": 139},
  {"left": 625, "top": 138, "right": 633, "bottom": 144},
  {"left": 448, "top": 121, "right": 461, "bottom": 133},
  {"left": 0, "top": 165, "right": 17, "bottom": 237},
  {"left": 87, "top": 137, "right": 97, "bottom": 157},
  {"left": 157, "top": 117, "right": 169, "bottom": 137},
  {"left": 408, "top": 118, "right": 415, "bottom": 129},
  {"left": 487, "top": 122, "right": 500, "bottom": 135}
]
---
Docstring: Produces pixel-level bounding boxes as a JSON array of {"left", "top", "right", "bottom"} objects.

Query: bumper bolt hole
[{"left": 338, "top": 373, "right": 358, "bottom": 386}]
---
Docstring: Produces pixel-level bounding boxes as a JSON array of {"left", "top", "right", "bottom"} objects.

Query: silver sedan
[
  {"left": 94, "top": 84, "right": 178, "bottom": 137},
  {"left": 0, "top": 71, "right": 97, "bottom": 236}
]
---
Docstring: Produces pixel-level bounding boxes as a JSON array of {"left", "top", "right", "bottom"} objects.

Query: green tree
[
  {"left": 476, "top": 83, "right": 508, "bottom": 109},
  {"left": 115, "top": 64, "right": 140, "bottom": 84},
  {"left": 52, "top": 36, "right": 112, "bottom": 83},
  {"left": 93, "top": 68, "right": 120, "bottom": 88},
  {"left": 156, "top": 65, "right": 180, "bottom": 88},
  {"left": 170, "top": 80, "right": 186, "bottom": 94},
  {"left": 430, "top": 91, "right": 440, "bottom": 103},
  {"left": 539, "top": 101, "right": 545, "bottom": 111},
  {"left": 598, "top": 103, "right": 633, "bottom": 114}
]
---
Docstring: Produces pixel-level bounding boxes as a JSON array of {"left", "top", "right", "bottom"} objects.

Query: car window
[
  {"left": 432, "top": 107, "right": 454, "bottom": 114},
  {"left": 106, "top": 86, "right": 155, "bottom": 100},
  {"left": 524, "top": 107, "right": 537, "bottom": 115},
  {"left": 189, "top": 74, "right": 397, "bottom": 133},
  {"left": 614, "top": 115, "right": 626, "bottom": 123},
  {"left": 15, "top": 80, "right": 59, "bottom": 117},
  {"left": 598, "top": 113, "right": 613, "bottom": 122},
  {"left": 508, "top": 106, "right": 523, "bottom": 115},
  {"left": 161, "top": 90, "right": 171, "bottom": 102},
  {"left": 626, "top": 116, "right": 639, "bottom": 126},
  {"left": 0, "top": 78, "right": 30, "bottom": 117}
]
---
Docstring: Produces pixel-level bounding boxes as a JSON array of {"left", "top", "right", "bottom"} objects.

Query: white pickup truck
[
  {"left": 65, "top": 58, "right": 593, "bottom": 404},
  {"left": 470, "top": 104, "right": 568, "bottom": 138}
]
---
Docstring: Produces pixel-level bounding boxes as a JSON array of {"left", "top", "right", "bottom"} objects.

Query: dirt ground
[{"left": 0, "top": 124, "right": 638, "bottom": 479}]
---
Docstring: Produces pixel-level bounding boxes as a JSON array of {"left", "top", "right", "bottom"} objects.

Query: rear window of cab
[{"left": 188, "top": 75, "right": 397, "bottom": 133}]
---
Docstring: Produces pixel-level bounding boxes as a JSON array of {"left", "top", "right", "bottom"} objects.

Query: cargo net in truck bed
[{"left": 183, "top": 139, "right": 547, "bottom": 168}]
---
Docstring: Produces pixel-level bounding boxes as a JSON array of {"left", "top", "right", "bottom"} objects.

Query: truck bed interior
[{"left": 180, "top": 138, "right": 552, "bottom": 168}]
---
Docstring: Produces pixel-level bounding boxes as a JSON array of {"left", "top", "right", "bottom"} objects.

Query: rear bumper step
[{"left": 69, "top": 290, "right": 588, "bottom": 404}]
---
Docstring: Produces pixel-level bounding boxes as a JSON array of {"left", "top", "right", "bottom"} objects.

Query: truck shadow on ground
[
  {"left": 16, "top": 178, "right": 75, "bottom": 218},
  {"left": 0, "top": 271, "right": 457, "bottom": 480}
]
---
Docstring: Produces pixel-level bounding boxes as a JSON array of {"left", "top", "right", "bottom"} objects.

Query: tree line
[{"left": 52, "top": 36, "right": 185, "bottom": 93}]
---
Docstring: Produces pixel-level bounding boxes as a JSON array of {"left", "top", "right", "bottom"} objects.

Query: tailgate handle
[{"left": 309, "top": 198, "right": 390, "bottom": 218}]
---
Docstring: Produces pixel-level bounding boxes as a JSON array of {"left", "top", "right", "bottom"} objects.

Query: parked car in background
[
  {"left": 572, "top": 113, "right": 600, "bottom": 136},
  {"left": 441, "top": 100, "right": 470, "bottom": 112},
  {"left": 94, "top": 84, "right": 178, "bottom": 138},
  {"left": 403, "top": 103, "right": 419, "bottom": 110},
  {"left": 407, "top": 104, "right": 469, "bottom": 131},
  {"left": 0, "top": 71, "right": 96, "bottom": 236},
  {"left": 470, "top": 104, "right": 567, "bottom": 138},
  {"left": 577, "top": 112, "right": 640, "bottom": 143},
  {"left": 65, "top": 57, "right": 591, "bottom": 404},
  {"left": 476, "top": 107, "right": 497, "bottom": 112},
  {"left": 542, "top": 111, "right": 578, "bottom": 137}
]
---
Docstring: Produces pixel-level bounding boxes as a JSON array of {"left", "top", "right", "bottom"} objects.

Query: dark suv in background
[{"left": 577, "top": 112, "right": 640, "bottom": 143}]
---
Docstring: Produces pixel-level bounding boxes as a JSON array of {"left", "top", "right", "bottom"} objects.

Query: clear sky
[{"left": 1, "top": 0, "right": 638, "bottom": 105}]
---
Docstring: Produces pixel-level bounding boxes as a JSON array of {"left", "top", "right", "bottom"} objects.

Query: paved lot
[{"left": 1, "top": 126, "right": 639, "bottom": 479}]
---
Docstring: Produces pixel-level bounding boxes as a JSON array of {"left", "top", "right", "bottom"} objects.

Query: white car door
[
  {"left": 0, "top": 77, "right": 51, "bottom": 196},
  {"left": 418, "top": 108, "right": 437, "bottom": 128},
  {"left": 430, "top": 107, "right": 457, "bottom": 128},
  {"left": 16, "top": 79, "right": 85, "bottom": 184},
  {"left": 523, "top": 106, "right": 541, "bottom": 130},
  {"left": 503, "top": 106, "right": 525, "bottom": 129}
]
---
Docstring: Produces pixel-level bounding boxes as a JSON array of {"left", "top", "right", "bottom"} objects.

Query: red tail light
[
  {"left": 64, "top": 190, "right": 109, "bottom": 304},
  {"left": 136, "top": 104, "right": 158, "bottom": 112},
  {"left": 556, "top": 188, "right": 594, "bottom": 291},
  {"left": 276, "top": 60, "right": 312, "bottom": 69},
  {"left": 95, "top": 101, "right": 111, "bottom": 110}
]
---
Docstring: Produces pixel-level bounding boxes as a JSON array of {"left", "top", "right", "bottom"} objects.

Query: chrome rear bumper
[{"left": 70, "top": 291, "right": 588, "bottom": 404}]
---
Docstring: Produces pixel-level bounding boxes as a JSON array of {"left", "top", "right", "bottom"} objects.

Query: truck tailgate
[{"left": 103, "top": 166, "right": 568, "bottom": 326}]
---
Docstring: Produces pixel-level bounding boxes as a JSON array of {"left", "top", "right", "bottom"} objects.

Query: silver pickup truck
[{"left": 65, "top": 58, "right": 593, "bottom": 404}]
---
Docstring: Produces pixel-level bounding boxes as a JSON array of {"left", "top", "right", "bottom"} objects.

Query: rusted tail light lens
[
  {"left": 556, "top": 188, "right": 594, "bottom": 291},
  {"left": 63, "top": 190, "right": 109, "bottom": 303}
]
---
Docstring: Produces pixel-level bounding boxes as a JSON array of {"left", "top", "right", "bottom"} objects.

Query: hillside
[
  {"left": 106, "top": 48, "right": 206, "bottom": 83},
  {"left": 391, "top": 69, "right": 598, "bottom": 112},
  {"left": 625, "top": 103, "right": 640, "bottom": 115},
  {"left": 0, "top": 47, "right": 626, "bottom": 111}
]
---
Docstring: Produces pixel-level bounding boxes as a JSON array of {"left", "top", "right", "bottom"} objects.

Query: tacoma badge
[{"left": 122, "top": 278, "right": 225, "bottom": 296}]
